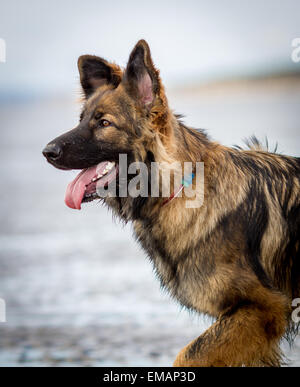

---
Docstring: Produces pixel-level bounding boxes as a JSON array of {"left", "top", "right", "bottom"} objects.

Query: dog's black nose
[{"left": 42, "top": 143, "right": 62, "bottom": 161}]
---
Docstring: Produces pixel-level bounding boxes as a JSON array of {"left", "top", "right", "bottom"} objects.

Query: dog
[{"left": 43, "top": 39, "right": 300, "bottom": 366}]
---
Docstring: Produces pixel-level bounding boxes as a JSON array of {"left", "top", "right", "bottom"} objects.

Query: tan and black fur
[{"left": 43, "top": 40, "right": 300, "bottom": 366}]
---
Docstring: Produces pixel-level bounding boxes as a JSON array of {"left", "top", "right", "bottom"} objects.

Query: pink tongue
[{"left": 65, "top": 162, "right": 109, "bottom": 210}]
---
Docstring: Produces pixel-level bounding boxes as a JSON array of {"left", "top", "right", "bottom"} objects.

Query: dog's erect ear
[
  {"left": 78, "top": 55, "right": 122, "bottom": 98},
  {"left": 123, "top": 40, "right": 161, "bottom": 107}
]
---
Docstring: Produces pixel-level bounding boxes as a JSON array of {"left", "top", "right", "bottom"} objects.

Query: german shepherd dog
[{"left": 43, "top": 40, "right": 300, "bottom": 367}]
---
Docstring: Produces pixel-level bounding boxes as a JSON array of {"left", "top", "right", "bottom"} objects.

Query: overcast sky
[{"left": 0, "top": 0, "right": 299, "bottom": 97}]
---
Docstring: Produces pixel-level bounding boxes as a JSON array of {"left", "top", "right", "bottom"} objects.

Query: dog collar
[{"left": 162, "top": 172, "right": 194, "bottom": 206}]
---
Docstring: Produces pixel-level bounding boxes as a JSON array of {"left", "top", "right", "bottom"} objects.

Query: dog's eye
[{"left": 99, "top": 119, "right": 111, "bottom": 128}]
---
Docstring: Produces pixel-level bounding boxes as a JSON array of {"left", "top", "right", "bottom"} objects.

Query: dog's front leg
[{"left": 173, "top": 292, "right": 288, "bottom": 367}]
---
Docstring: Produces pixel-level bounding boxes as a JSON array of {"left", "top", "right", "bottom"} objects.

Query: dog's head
[{"left": 43, "top": 40, "right": 174, "bottom": 210}]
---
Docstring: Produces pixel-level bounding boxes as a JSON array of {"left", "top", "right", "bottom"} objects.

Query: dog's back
[{"left": 233, "top": 145, "right": 300, "bottom": 303}]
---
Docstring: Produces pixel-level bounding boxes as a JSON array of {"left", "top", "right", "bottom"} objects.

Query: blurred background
[{"left": 0, "top": 0, "right": 299, "bottom": 366}]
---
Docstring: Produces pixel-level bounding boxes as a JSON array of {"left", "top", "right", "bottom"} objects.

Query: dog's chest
[{"left": 132, "top": 219, "right": 218, "bottom": 315}]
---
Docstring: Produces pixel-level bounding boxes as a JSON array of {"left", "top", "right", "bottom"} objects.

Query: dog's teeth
[
  {"left": 104, "top": 162, "right": 115, "bottom": 173},
  {"left": 92, "top": 173, "right": 103, "bottom": 182},
  {"left": 93, "top": 162, "right": 115, "bottom": 182}
]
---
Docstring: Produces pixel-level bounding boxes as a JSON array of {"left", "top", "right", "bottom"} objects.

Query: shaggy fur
[{"left": 43, "top": 40, "right": 300, "bottom": 367}]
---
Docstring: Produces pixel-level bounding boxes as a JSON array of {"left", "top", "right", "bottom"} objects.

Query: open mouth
[{"left": 65, "top": 161, "right": 118, "bottom": 210}]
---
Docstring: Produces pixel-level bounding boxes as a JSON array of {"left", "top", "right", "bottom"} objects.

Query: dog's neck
[
  {"left": 107, "top": 112, "right": 221, "bottom": 222},
  {"left": 150, "top": 112, "right": 214, "bottom": 165}
]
